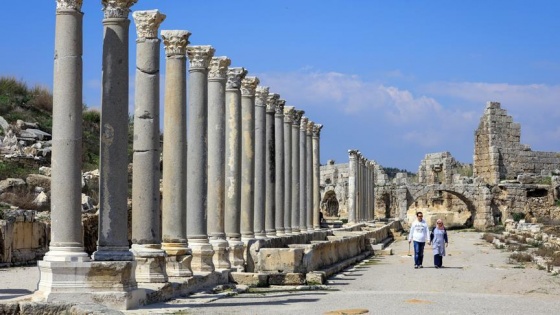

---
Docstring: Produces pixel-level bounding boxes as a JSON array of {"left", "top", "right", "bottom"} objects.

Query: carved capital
[
  {"left": 306, "top": 120, "right": 314, "bottom": 134},
  {"left": 266, "top": 93, "right": 280, "bottom": 113},
  {"left": 293, "top": 109, "right": 304, "bottom": 126},
  {"left": 133, "top": 10, "right": 166, "bottom": 39},
  {"left": 161, "top": 30, "right": 191, "bottom": 56},
  {"left": 186, "top": 45, "right": 215, "bottom": 69},
  {"left": 348, "top": 149, "right": 359, "bottom": 158},
  {"left": 208, "top": 56, "right": 231, "bottom": 80},
  {"left": 102, "top": 0, "right": 137, "bottom": 19},
  {"left": 276, "top": 99, "right": 286, "bottom": 116},
  {"left": 284, "top": 106, "right": 295, "bottom": 123},
  {"left": 226, "top": 67, "right": 247, "bottom": 90},
  {"left": 56, "top": 0, "right": 83, "bottom": 11},
  {"left": 300, "top": 116, "right": 309, "bottom": 130},
  {"left": 241, "top": 77, "right": 260, "bottom": 96},
  {"left": 312, "top": 123, "right": 323, "bottom": 137},
  {"left": 255, "top": 86, "right": 269, "bottom": 107}
]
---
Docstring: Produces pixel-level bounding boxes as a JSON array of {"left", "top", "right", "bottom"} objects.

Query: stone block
[
  {"left": 268, "top": 273, "right": 305, "bottom": 285},
  {"left": 306, "top": 271, "right": 326, "bottom": 285},
  {"left": 230, "top": 272, "right": 268, "bottom": 287},
  {"left": 257, "top": 248, "right": 304, "bottom": 273}
]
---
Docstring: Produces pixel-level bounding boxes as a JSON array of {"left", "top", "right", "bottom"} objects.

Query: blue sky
[{"left": 2, "top": 1, "right": 559, "bottom": 171}]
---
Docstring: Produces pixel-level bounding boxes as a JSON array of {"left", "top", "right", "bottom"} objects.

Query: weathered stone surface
[
  {"left": 230, "top": 272, "right": 268, "bottom": 287},
  {"left": 268, "top": 272, "right": 305, "bottom": 285}
]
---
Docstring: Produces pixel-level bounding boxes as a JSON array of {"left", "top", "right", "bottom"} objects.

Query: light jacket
[{"left": 408, "top": 220, "right": 429, "bottom": 242}]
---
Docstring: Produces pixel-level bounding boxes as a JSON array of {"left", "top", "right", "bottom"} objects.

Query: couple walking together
[{"left": 408, "top": 211, "right": 448, "bottom": 269}]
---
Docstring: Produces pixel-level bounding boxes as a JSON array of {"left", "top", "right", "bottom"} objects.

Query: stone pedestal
[
  {"left": 189, "top": 240, "right": 215, "bottom": 273},
  {"left": 130, "top": 245, "right": 167, "bottom": 283},
  {"left": 228, "top": 240, "right": 245, "bottom": 272}
]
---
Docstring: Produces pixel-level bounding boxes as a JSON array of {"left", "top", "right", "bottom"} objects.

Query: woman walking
[{"left": 430, "top": 219, "right": 448, "bottom": 268}]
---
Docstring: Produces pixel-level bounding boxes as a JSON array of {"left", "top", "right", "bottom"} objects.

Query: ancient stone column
[
  {"left": 312, "top": 123, "right": 323, "bottom": 230},
  {"left": 207, "top": 56, "right": 231, "bottom": 270},
  {"left": 299, "top": 116, "right": 308, "bottom": 231},
  {"left": 130, "top": 10, "right": 167, "bottom": 283},
  {"left": 161, "top": 30, "right": 191, "bottom": 277},
  {"left": 274, "top": 99, "right": 286, "bottom": 236},
  {"left": 253, "top": 86, "right": 268, "bottom": 239},
  {"left": 186, "top": 45, "right": 215, "bottom": 272},
  {"left": 283, "top": 106, "right": 295, "bottom": 234},
  {"left": 225, "top": 67, "right": 247, "bottom": 270},
  {"left": 291, "top": 110, "right": 304, "bottom": 234},
  {"left": 93, "top": 0, "right": 137, "bottom": 262},
  {"left": 348, "top": 150, "right": 358, "bottom": 224},
  {"left": 43, "top": 0, "right": 89, "bottom": 262},
  {"left": 234, "top": 76, "right": 259, "bottom": 271},
  {"left": 265, "top": 93, "right": 279, "bottom": 237},
  {"left": 305, "top": 120, "right": 314, "bottom": 232}
]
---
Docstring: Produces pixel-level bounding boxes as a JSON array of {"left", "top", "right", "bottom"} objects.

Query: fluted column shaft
[
  {"left": 299, "top": 117, "right": 308, "bottom": 231},
  {"left": 94, "top": 1, "right": 136, "bottom": 261},
  {"left": 207, "top": 56, "right": 230, "bottom": 270},
  {"left": 274, "top": 100, "right": 286, "bottom": 235},
  {"left": 291, "top": 110, "right": 304, "bottom": 234},
  {"left": 348, "top": 150, "right": 358, "bottom": 224},
  {"left": 312, "top": 124, "right": 323, "bottom": 230},
  {"left": 46, "top": 1, "right": 88, "bottom": 262},
  {"left": 283, "top": 107, "right": 294, "bottom": 234},
  {"left": 253, "top": 87, "right": 267, "bottom": 239},
  {"left": 161, "top": 30, "right": 191, "bottom": 277},
  {"left": 305, "top": 121, "right": 313, "bottom": 232},
  {"left": 186, "top": 45, "right": 215, "bottom": 272},
  {"left": 265, "top": 93, "right": 279, "bottom": 237}
]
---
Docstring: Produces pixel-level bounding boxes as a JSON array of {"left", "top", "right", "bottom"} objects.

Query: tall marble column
[
  {"left": 93, "top": 0, "right": 137, "bottom": 261},
  {"left": 265, "top": 93, "right": 279, "bottom": 237},
  {"left": 291, "top": 110, "right": 304, "bottom": 234},
  {"left": 43, "top": 0, "right": 88, "bottom": 263},
  {"left": 299, "top": 117, "right": 308, "bottom": 231},
  {"left": 274, "top": 99, "right": 286, "bottom": 236},
  {"left": 225, "top": 67, "right": 247, "bottom": 270},
  {"left": 161, "top": 30, "right": 191, "bottom": 277},
  {"left": 186, "top": 45, "right": 215, "bottom": 272},
  {"left": 207, "top": 56, "right": 231, "bottom": 270},
  {"left": 348, "top": 150, "right": 358, "bottom": 224},
  {"left": 253, "top": 86, "right": 268, "bottom": 239},
  {"left": 312, "top": 123, "right": 323, "bottom": 230},
  {"left": 305, "top": 120, "right": 314, "bottom": 232},
  {"left": 283, "top": 106, "right": 295, "bottom": 235},
  {"left": 235, "top": 76, "right": 259, "bottom": 271},
  {"left": 130, "top": 10, "right": 167, "bottom": 283}
]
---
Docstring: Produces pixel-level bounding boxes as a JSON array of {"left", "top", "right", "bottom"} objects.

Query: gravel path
[{"left": 3, "top": 231, "right": 560, "bottom": 314}]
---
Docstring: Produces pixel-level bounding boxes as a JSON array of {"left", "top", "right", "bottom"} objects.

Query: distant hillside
[{"left": 383, "top": 167, "right": 416, "bottom": 179}]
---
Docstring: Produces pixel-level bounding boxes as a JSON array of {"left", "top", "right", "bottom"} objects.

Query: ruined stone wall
[
  {"left": 0, "top": 210, "right": 49, "bottom": 266},
  {"left": 320, "top": 160, "right": 349, "bottom": 217},
  {"left": 474, "top": 101, "right": 560, "bottom": 184}
]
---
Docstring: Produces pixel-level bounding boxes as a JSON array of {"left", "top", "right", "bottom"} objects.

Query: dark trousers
[
  {"left": 413, "top": 241, "right": 425, "bottom": 266},
  {"left": 434, "top": 254, "right": 443, "bottom": 267}
]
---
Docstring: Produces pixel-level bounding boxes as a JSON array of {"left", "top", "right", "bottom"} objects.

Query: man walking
[{"left": 408, "top": 211, "right": 429, "bottom": 269}]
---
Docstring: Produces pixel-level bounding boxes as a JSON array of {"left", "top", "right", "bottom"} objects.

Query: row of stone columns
[
  {"left": 44, "top": 1, "right": 325, "bottom": 301},
  {"left": 347, "top": 150, "right": 375, "bottom": 223}
]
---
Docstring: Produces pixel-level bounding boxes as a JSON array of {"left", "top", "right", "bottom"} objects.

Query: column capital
[
  {"left": 133, "top": 10, "right": 166, "bottom": 39},
  {"left": 161, "top": 30, "right": 191, "bottom": 56},
  {"left": 300, "top": 116, "right": 308, "bottom": 130},
  {"left": 312, "top": 123, "right": 323, "bottom": 137},
  {"left": 187, "top": 45, "right": 215, "bottom": 69},
  {"left": 102, "top": 0, "right": 137, "bottom": 19},
  {"left": 348, "top": 149, "right": 359, "bottom": 158},
  {"left": 208, "top": 56, "right": 231, "bottom": 80},
  {"left": 255, "top": 86, "right": 269, "bottom": 106},
  {"left": 226, "top": 67, "right": 247, "bottom": 89},
  {"left": 56, "top": 0, "right": 83, "bottom": 11},
  {"left": 306, "top": 120, "right": 314, "bottom": 135},
  {"left": 241, "top": 76, "right": 260, "bottom": 96},
  {"left": 293, "top": 109, "right": 304, "bottom": 126},
  {"left": 276, "top": 99, "right": 286, "bottom": 116},
  {"left": 283, "top": 106, "right": 295, "bottom": 123},
  {"left": 266, "top": 93, "right": 280, "bottom": 113}
]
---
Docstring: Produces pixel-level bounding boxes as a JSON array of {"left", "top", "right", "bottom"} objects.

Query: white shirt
[{"left": 408, "top": 219, "right": 429, "bottom": 242}]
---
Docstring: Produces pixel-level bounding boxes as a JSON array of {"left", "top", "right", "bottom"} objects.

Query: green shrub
[{"left": 511, "top": 212, "right": 525, "bottom": 222}]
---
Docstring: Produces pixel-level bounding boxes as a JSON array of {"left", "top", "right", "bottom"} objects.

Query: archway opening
[
  {"left": 321, "top": 190, "right": 339, "bottom": 218},
  {"left": 408, "top": 189, "right": 476, "bottom": 229}
]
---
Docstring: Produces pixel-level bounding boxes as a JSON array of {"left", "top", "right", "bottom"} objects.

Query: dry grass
[{"left": 509, "top": 252, "right": 533, "bottom": 263}]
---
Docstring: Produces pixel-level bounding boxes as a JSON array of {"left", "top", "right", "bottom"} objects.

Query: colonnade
[
  {"left": 40, "top": 1, "right": 324, "bottom": 305},
  {"left": 347, "top": 150, "right": 375, "bottom": 223}
]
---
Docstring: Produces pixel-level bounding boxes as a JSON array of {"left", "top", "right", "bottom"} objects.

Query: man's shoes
[
  {"left": 414, "top": 265, "right": 418, "bottom": 269},
  {"left": 419, "top": 265, "right": 423, "bottom": 268},
  {"left": 435, "top": 266, "right": 439, "bottom": 269}
]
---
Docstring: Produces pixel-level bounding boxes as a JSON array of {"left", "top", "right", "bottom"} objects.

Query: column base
[
  {"left": 189, "top": 240, "right": 215, "bottom": 272},
  {"left": 284, "top": 228, "right": 293, "bottom": 235},
  {"left": 130, "top": 244, "right": 168, "bottom": 283},
  {"left": 228, "top": 239, "right": 245, "bottom": 272},
  {"left": 210, "top": 238, "right": 231, "bottom": 270},
  {"left": 162, "top": 242, "right": 192, "bottom": 277},
  {"left": 275, "top": 228, "right": 286, "bottom": 236},
  {"left": 43, "top": 247, "right": 90, "bottom": 262},
  {"left": 92, "top": 247, "right": 134, "bottom": 261},
  {"left": 291, "top": 228, "right": 301, "bottom": 235},
  {"left": 266, "top": 229, "right": 277, "bottom": 238},
  {"left": 34, "top": 260, "right": 144, "bottom": 310},
  {"left": 254, "top": 232, "right": 267, "bottom": 239}
]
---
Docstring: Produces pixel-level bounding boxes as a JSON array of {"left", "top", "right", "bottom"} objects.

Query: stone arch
[{"left": 321, "top": 190, "right": 339, "bottom": 217}]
